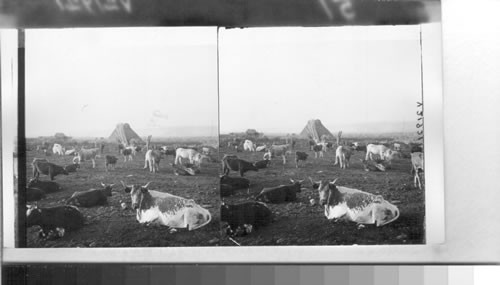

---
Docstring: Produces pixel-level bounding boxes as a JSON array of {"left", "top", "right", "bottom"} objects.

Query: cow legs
[
  {"left": 151, "top": 159, "right": 156, "bottom": 172},
  {"left": 92, "top": 159, "right": 96, "bottom": 169},
  {"left": 414, "top": 171, "right": 422, "bottom": 189},
  {"left": 282, "top": 155, "right": 286, "bottom": 165}
]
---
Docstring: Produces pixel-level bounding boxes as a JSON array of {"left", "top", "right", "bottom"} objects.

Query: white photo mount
[{"left": 1, "top": 24, "right": 445, "bottom": 263}]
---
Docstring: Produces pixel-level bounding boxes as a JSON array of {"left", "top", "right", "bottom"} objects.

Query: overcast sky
[
  {"left": 219, "top": 26, "right": 425, "bottom": 135},
  {"left": 26, "top": 27, "right": 218, "bottom": 138}
]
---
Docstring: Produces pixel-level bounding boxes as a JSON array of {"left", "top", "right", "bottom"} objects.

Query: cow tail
[
  {"left": 189, "top": 208, "right": 212, "bottom": 231},
  {"left": 379, "top": 206, "right": 400, "bottom": 227},
  {"left": 65, "top": 197, "right": 73, "bottom": 205},
  {"left": 48, "top": 165, "right": 54, "bottom": 180}
]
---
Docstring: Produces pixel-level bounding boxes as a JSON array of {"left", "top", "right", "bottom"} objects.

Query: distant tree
[
  {"left": 54, "top": 132, "right": 71, "bottom": 142},
  {"left": 246, "top": 129, "right": 261, "bottom": 138}
]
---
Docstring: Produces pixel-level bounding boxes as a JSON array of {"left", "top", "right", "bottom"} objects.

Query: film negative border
[{"left": 1, "top": 0, "right": 441, "bottom": 28}]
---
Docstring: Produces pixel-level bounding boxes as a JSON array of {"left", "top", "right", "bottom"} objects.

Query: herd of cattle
[
  {"left": 25, "top": 142, "right": 218, "bottom": 240},
  {"left": 219, "top": 138, "right": 424, "bottom": 238},
  {"left": 23, "top": 138, "right": 424, "bottom": 243}
]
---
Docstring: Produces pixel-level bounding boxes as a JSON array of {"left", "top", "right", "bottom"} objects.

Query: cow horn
[
  {"left": 143, "top": 182, "right": 151, "bottom": 189},
  {"left": 109, "top": 184, "right": 115, "bottom": 187},
  {"left": 326, "top": 187, "right": 333, "bottom": 206},
  {"left": 330, "top": 178, "right": 338, "bottom": 185},
  {"left": 101, "top": 182, "right": 106, "bottom": 187}
]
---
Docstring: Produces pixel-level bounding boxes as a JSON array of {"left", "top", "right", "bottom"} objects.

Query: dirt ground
[
  {"left": 24, "top": 142, "right": 221, "bottom": 248},
  {"left": 21, "top": 138, "right": 424, "bottom": 247},
  {"left": 219, "top": 140, "right": 425, "bottom": 246}
]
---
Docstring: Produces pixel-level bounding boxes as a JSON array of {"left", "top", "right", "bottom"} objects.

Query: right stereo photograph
[{"left": 218, "top": 25, "right": 439, "bottom": 246}]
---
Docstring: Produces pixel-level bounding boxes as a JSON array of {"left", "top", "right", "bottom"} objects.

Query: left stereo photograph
[{"left": 12, "top": 28, "right": 221, "bottom": 247}]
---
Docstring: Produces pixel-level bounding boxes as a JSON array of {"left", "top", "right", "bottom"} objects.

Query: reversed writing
[
  {"left": 416, "top": 102, "right": 424, "bottom": 140},
  {"left": 317, "top": 0, "right": 356, "bottom": 22},
  {"left": 54, "top": 0, "right": 132, "bottom": 14}
]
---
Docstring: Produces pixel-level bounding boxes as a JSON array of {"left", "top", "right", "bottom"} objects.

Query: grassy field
[
  {"left": 24, "top": 140, "right": 221, "bottom": 248},
  {"left": 219, "top": 139, "right": 425, "bottom": 246}
]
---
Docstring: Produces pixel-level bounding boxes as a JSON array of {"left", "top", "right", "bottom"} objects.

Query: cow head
[
  {"left": 391, "top": 151, "right": 401, "bottom": 159},
  {"left": 121, "top": 181, "right": 151, "bottom": 210},
  {"left": 220, "top": 202, "right": 232, "bottom": 223},
  {"left": 385, "top": 150, "right": 401, "bottom": 161},
  {"left": 101, "top": 182, "right": 115, "bottom": 196},
  {"left": 72, "top": 156, "right": 81, "bottom": 164},
  {"left": 27, "top": 178, "right": 38, "bottom": 188},
  {"left": 315, "top": 178, "right": 339, "bottom": 206},
  {"left": 289, "top": 179, "right": 304, "bottom": 192},
  {"left": 26, "top": 205, "right": 42, "bottom": 226},
  {"left": 200, "top": 154, "right": 211, "bottom": 162}
]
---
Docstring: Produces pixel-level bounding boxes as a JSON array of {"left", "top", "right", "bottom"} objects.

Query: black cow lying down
[
  {"left": 220, "top": 175, "right": 250, "bottom": 190},
  {"left": 255, "top": 179, "right": 304, "bottom": 203},
  {"left": 221, "top": 201, "right": 272, "bottom": 236},
  {"left": 26, "top": 187, "right": 45, "bottom": 202},
  {"left": 220, "top": 184, "right": 234, "bottom": 197},
  {"left": 32, "top": 158, "right": 68, "bottom": 181},
  {"left": 222, "top": 155, "right": 258, "bottom": 177},
  {"left": 27, "top": 205, "right": 85, "bottom": 239},
  {"left": 220, "top": 175, "right": 250, "bottom": 197},
  {"left": 66, "top": 183, "right": 114, "bottom": 207},
  {"left": 27, "top": 178, "right": 62, "bottom": 193}
]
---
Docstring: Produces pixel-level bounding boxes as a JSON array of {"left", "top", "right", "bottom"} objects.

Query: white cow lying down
[
  {"left": 314, "top": 178, "right": 399, "bottom": 227},
  {"left": 122, "top": 181, "right": 212, "bottom": 230}
]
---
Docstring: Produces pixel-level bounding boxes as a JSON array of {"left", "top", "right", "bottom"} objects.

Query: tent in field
[
  {"left": 299, "top": 119, "right": 334, "bottom": 142},
  {"left": 108, "top": 123, "right": 144, "bottom": 146}
]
